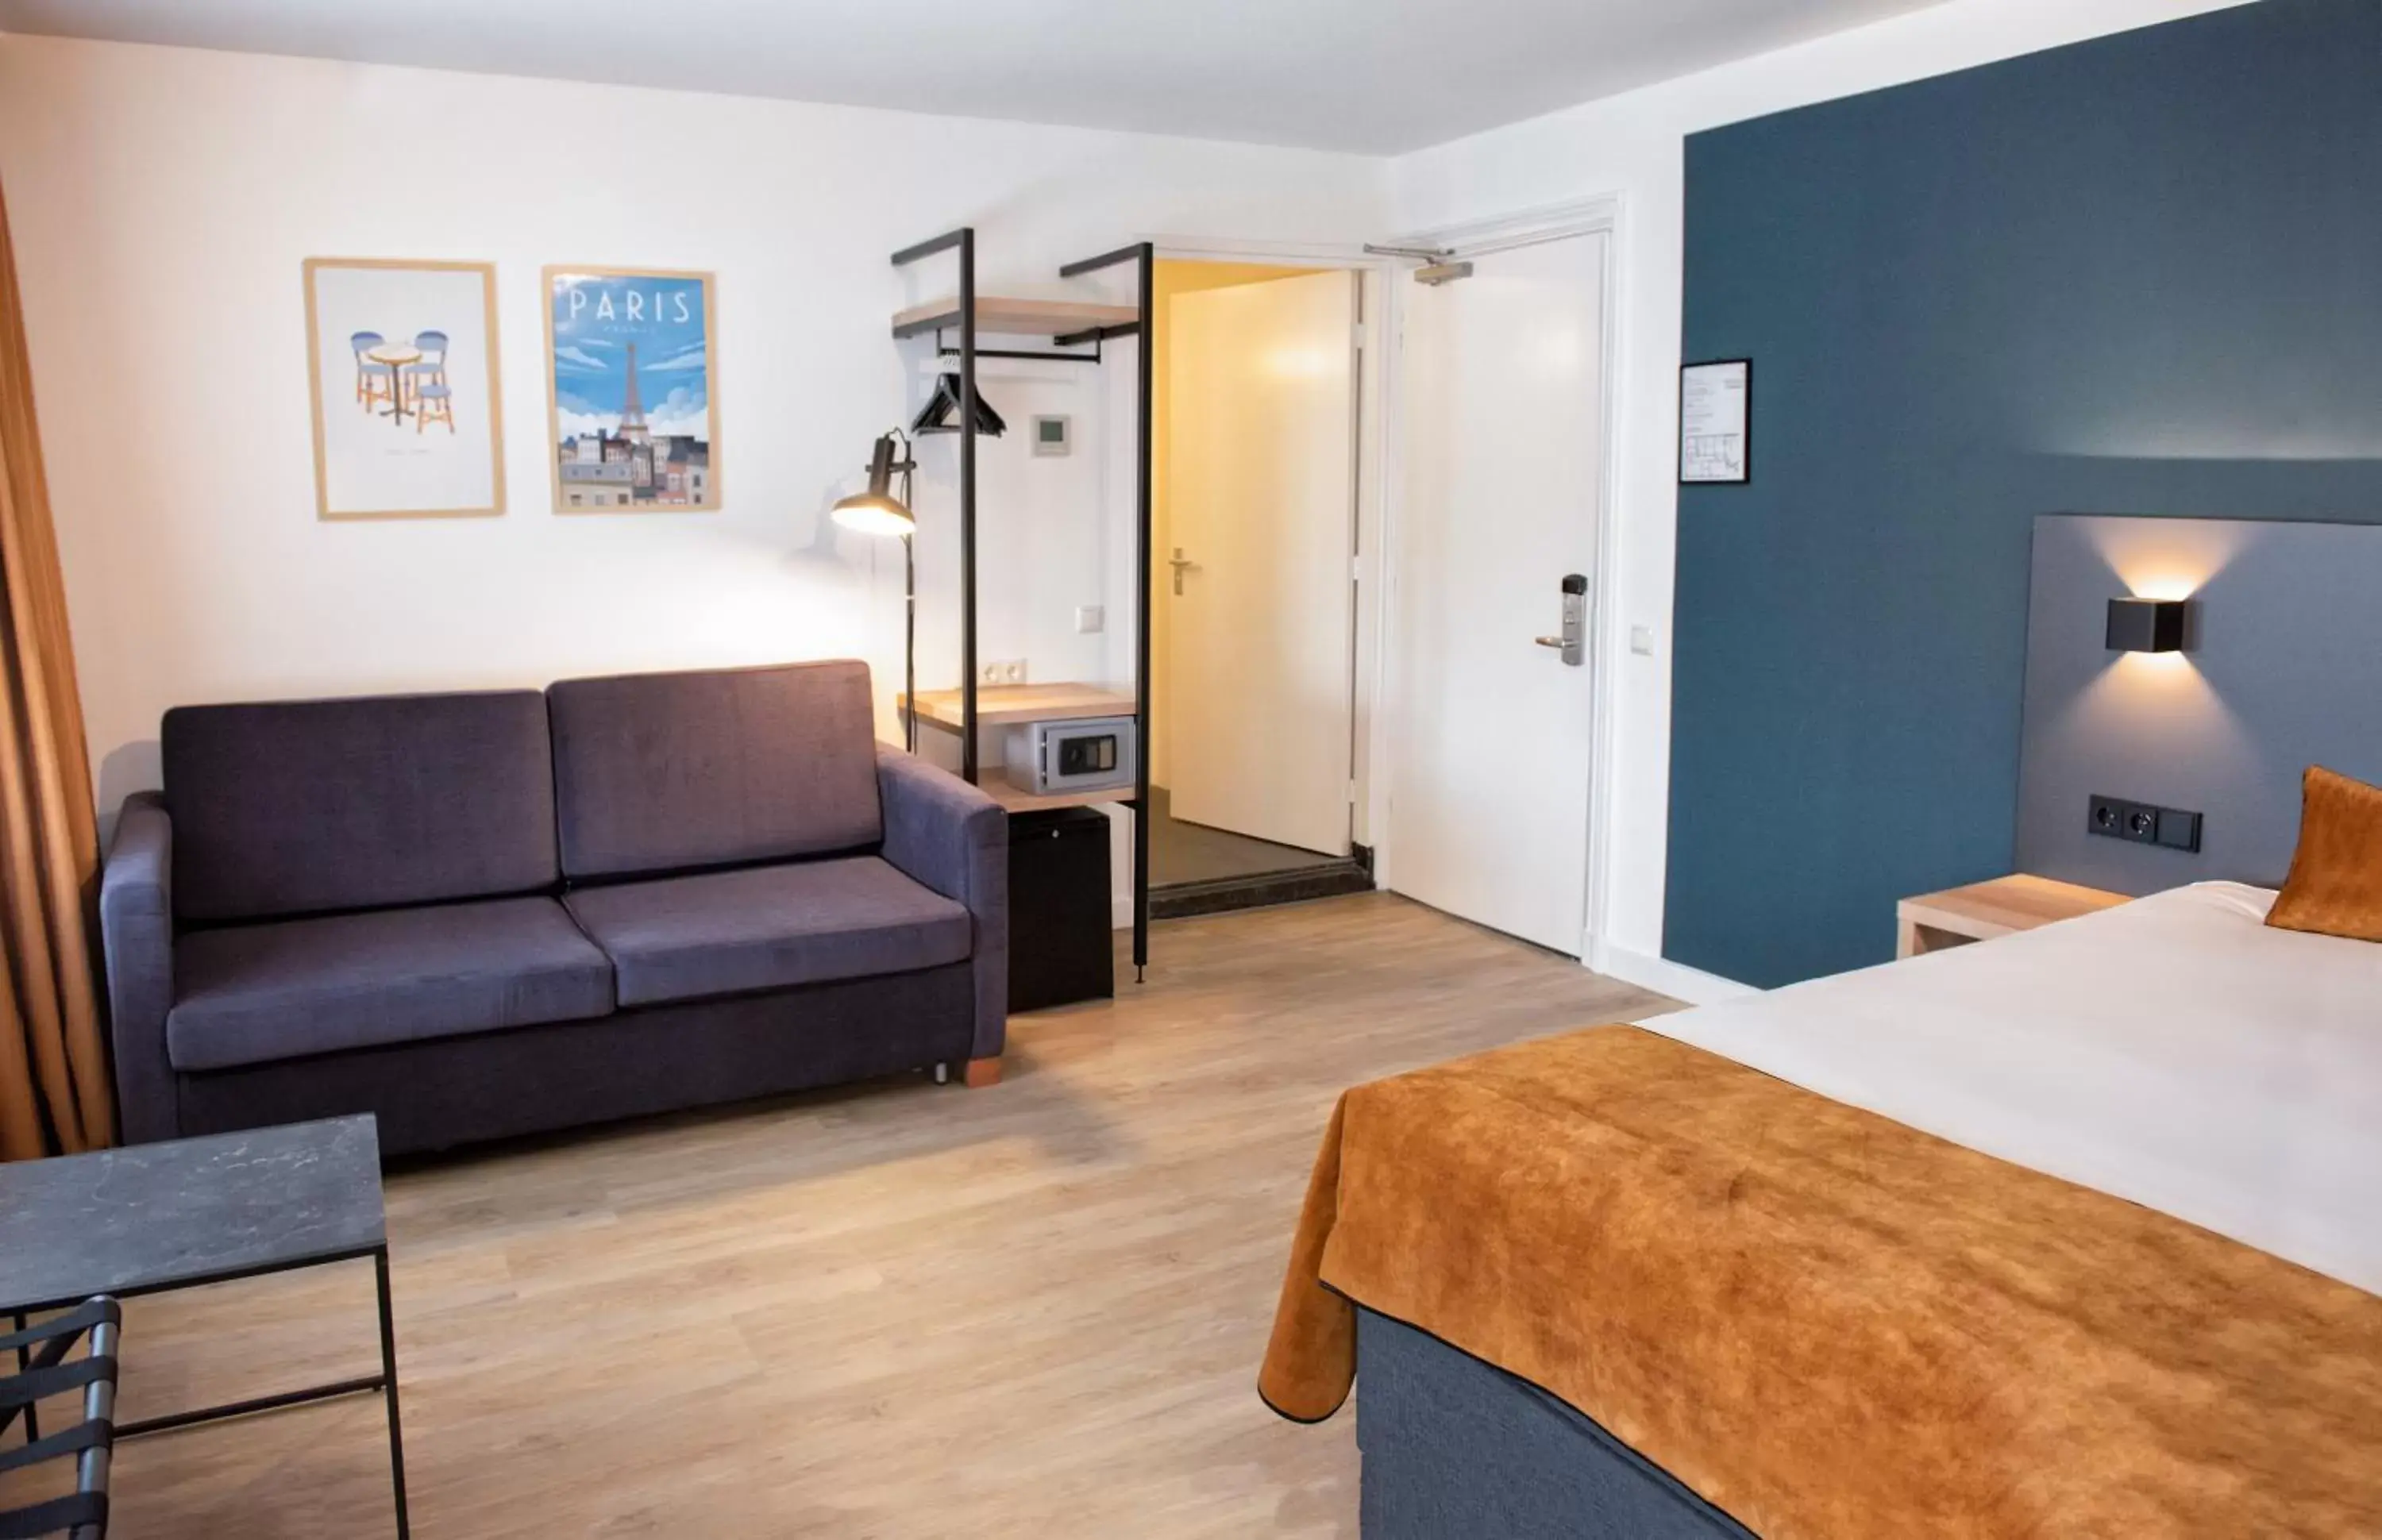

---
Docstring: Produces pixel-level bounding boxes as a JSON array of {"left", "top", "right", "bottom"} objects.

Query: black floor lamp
[{"left": 832, "top": 430, "right": 921, "bottom": 751}]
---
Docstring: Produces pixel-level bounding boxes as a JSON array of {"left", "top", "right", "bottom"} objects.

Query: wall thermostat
[{"left": 1031, "top": 414, "right": 1071, "bottom": 456}]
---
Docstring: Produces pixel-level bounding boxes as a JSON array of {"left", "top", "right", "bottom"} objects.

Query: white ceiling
[{"left": 0, "top": 0, "right": 1948, "bottom": 154}]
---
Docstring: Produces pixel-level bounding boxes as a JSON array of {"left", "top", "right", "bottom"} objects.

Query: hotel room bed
[
  {"left": 1262, "top": 882, "right": 2382, "bottom": 1537},
  {"left": 1355, "top": 1307, "right": 1756, "bottom": 1540},
  {"left": 1638, "top": 880, "right": 2381, "bottom": 1295}
]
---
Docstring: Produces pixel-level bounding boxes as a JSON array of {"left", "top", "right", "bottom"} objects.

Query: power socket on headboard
[{"left": 2087, "top": 795, "right": 2202, "bottom": 853}]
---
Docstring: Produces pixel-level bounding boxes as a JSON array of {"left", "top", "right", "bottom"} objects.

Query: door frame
[
  {"left": 1370, "top": 194, "right": 1626, "bottom": 964},
  {"left": 1145, "top": 238, "right": 1399, "bottom": 867}
]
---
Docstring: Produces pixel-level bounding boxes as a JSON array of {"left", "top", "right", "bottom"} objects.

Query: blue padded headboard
[{"left": 2016, "top": 514, "right": 2382, "bottom": 896}]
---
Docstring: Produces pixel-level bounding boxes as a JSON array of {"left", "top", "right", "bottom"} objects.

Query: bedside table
[{"left": 1896, "top": 874, "right": 2129, "bottom": 959}]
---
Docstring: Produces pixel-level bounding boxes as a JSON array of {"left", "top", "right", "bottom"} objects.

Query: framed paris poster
[
  {"left": 544, "top": 266, "right": 720, "bottom": 513},
  {"left": 303, "top": 258, "right": 505, "bottom": 519}
]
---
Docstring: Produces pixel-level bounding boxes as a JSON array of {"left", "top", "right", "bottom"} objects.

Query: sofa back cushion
[
  {"left": 163, "top": 691, "right": 561, "bottom": 923},
  {"left": 546, "top": 660, "right": 883, "bottom": 880}
]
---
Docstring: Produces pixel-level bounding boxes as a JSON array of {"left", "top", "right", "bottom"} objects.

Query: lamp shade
[
  {"left": 831, "top": 433, "right": 915, "bottom": 538},
  {"left": 831, "top": 492, "right": 915, "bottom": 538}
]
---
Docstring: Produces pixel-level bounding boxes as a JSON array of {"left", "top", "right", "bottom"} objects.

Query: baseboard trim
[{"left": 1592, "top": 943, "right": 1760, "bottom": 1008}]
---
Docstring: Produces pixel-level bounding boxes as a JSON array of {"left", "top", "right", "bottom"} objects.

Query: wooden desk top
[{"left": 900, "top": 682, "right": 1135, "bottom": 733}]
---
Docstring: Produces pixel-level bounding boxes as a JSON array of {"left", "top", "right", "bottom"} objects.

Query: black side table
[{"left": 0, "top": 1116, "right": 408, "bottom": 1538}]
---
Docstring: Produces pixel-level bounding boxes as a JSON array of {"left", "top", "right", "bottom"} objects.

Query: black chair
[{"left": 2, "top": 1298, "right": 120, "bottom": 1540}]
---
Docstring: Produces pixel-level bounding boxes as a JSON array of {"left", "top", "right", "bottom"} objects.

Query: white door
[
  {"left": 1167, "top": 271, "right": 1358, "bottom": 857},
  {"left": 1387, "top": 234, "right": 1605, "bottom": 953}
]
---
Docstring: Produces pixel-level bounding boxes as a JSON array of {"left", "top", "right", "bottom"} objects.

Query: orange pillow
[{"left": 2265, "top": 765, "right": 2382, "bottom": 942}]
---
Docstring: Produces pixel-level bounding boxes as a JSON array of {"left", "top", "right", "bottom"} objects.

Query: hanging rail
[{"left": 930, "top": 325, "right": 1104, "bottom": 364}]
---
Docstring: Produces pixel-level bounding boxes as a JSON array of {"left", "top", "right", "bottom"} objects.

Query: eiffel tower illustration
[{"left": 618, "top": 341, "right": 649, "bottom": 442}]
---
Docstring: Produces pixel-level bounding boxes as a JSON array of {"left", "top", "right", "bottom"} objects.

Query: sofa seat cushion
[
  {"left": 169, "top": 898, "right": 616, "bottom": 1072},
  {"left": 564, "top": 857, "right": 973, "bottom": 1008}
]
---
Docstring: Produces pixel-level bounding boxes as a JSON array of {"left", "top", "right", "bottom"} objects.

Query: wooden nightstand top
[{"left": 1896, "top": 874, "right": 2129, "bottom": 957}]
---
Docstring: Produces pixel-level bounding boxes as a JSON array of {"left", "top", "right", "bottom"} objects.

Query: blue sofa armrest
[
  {"left": 100, "top": 791, "right": 177, "bottom": 1143},
  {"left": 877, "top": 749, "right": 1008, "bottom": 1068}
]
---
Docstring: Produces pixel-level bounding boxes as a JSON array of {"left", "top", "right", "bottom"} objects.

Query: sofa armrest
[
  {"left": 100, "top": 791, "right": 178, "bottom": 1143},
  {"left": 877, "top": 749, "right": 1008, "bottom": 1065}
]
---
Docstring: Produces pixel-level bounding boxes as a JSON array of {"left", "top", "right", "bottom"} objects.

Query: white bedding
[{"left": 1636, "top": 882, "right": 2382, "bottom": 1296}]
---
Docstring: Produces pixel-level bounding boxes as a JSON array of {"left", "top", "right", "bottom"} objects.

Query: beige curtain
[{"left": 0, "top": 177, "right": 112, "bottom": 1160}]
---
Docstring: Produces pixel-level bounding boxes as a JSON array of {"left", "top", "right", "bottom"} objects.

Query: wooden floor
[{"left": 14, "top": 894, "right": 1674, "bottom": 1538}]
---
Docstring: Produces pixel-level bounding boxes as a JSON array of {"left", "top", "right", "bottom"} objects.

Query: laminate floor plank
[{"left": 10, "top": 893, "right": 1673, "bottom": 1538}]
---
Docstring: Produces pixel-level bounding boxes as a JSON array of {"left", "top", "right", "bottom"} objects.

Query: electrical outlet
[
  {"left": 1075, "top": 605, "right": 1104, "bottom": 635},
  {"left": 2087, "top": 794, "right": 2202, "bottom": 853},
  {"left": 981, "top": 659, "right": 1027, "bottom": 686}
]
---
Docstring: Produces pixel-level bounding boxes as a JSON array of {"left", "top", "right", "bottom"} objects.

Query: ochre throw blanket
[{"left": 1260, "top": 1026, "right": 2382, "bottom": 1537}]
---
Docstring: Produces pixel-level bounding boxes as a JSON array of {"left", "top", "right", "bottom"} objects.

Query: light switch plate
[
  {"left": 1075, "top": 605, "right": 1104, "bottom": 634},
  {"left": 1628, "top": 625, "right": 1656, "bottom": 656}
]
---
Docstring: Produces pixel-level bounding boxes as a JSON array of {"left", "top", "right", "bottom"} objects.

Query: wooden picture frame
[
  {"left": 1679, "top": 357, "right": 1751, "bottom": 485},
  {"left": 543, "top": 265, "right": 720, "bottom": 514},
  {"left": 303, "top": 258, "right": 506, "bottom": 520}
]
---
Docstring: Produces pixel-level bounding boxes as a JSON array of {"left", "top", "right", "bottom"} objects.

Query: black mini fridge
[{"left": 1007, "top": 807, "right": 1115, "bottom": 1012}]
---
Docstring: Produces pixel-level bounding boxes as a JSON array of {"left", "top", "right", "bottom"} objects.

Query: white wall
[
  {"left": 0, "top": 9, "right": 2280, "bottom": 969},
  {"left": 1385, "top": 0, "right": 2257, "bottom": 991},
  {"left": 0, "top": 36, "right": 1388, "bottom": 848}
]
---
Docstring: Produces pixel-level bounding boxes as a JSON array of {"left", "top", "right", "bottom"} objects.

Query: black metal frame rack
[
  {"left": 889, "top": 230, "right": 1156, "bottom": 977},
  {"left": 2, "top": 1297, "right": 120, "bottom": 1540}
]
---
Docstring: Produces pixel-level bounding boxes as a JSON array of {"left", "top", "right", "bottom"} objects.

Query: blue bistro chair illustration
[
  {"left": 415, "top": 380, "right": 455, "bottom": 434},
  {"left": 407, "top": 331, "right": 453, "bottom": 433},
  {"left": 403, "top": 331, "right": 449, "bottom": 400},
  {"left": 350, "top": 330, "right": 397, "bottom": 412}
]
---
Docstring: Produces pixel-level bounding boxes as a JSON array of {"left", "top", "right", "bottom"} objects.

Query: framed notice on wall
[{"left": 1679, "top": 358, "right": 1750, "bottom": 484}]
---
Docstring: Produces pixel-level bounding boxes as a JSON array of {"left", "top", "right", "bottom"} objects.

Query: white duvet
[{"left": 1637, "top": 883, "right": 2382, "bottom": 1296}]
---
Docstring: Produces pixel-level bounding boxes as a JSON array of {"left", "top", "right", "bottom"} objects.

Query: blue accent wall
[{"left": 1667, "top": 0, "right": 2382, "bottom": 988}]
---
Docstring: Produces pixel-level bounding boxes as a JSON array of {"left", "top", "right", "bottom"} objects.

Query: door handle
[
  {"left": 1539, "top": 575, "right": 1587, "bottom": 666},
  {"left": 1169, "top": 548, "right": 1197, "bottom": 596}
]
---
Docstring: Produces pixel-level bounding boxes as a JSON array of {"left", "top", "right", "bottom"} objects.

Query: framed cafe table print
[{"left": 304, "top": 257, "right": 506, "bottom": 519}]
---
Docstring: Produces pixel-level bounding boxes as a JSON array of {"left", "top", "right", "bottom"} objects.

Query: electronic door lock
[{"left": 1536, "top": 575, "right": 1587, "bottom": 666}]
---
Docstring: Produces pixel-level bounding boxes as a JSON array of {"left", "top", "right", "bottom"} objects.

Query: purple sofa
[{"left": 98, "top": 660, "right": 1008, "bottom": 1157}]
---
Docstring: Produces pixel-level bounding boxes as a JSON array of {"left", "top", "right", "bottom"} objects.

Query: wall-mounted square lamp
[{"left": 2106, "top": 597, "right": 2189, "bottom": 653}]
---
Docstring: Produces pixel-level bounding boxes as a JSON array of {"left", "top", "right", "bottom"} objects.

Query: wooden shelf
[
  {"left": 982, "top": 782, "right": 1133, "bottom": 815},
  {"left": 897, "top": 683, "right": 1136, "bottom": 814},
  {"left": 900, "top": 682, "right": 1135, "bottom": 733},
  {"left": 892, "top": 295, "right": 1140, "bottom": 342}
]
